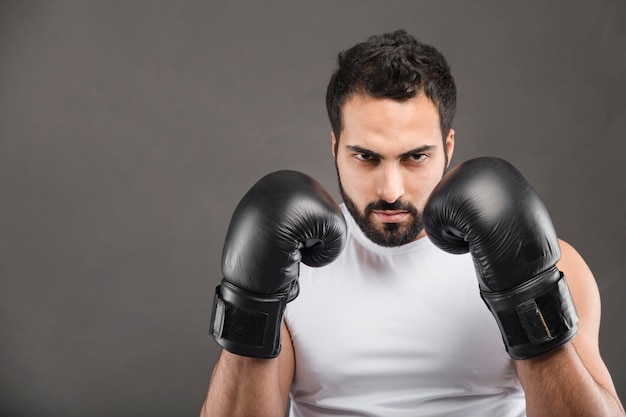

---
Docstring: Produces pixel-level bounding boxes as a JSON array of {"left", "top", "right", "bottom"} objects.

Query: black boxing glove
[
  {"left": 423, "top": 157, "right": 578, "bottom": 359},
  {"left": 211, "top": 170, "right": 347, "bottom": 358}
]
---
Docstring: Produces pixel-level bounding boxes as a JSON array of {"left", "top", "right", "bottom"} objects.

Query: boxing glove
[
  {"left": 211, "top": 170, "right": 347, "bottom": 358},
  {"left": 423, "top": 157, "right": 578, "bottom": 359}
]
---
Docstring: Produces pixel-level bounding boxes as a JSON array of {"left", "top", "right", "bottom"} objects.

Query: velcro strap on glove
[
  {"left": 481, "top": 268, "right": 579, "bottom": 360},
  {"left": 210, "top": 281, "right": 289, "bottom": 359}
]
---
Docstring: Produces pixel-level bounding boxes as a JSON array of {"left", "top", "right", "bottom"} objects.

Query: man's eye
[
  {"left": 409, "top": 153, "right": 428, "bottom": 162},
  {"left": 355, "top": 153, "right": 374, "bottom": 161}
]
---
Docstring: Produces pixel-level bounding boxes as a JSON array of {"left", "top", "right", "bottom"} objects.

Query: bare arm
[
  {"left": 514, "top": 239, "right": 625, "bottom": 417},
  {"left": 200, "top": 321, "right": 295, "bottom": 417}
]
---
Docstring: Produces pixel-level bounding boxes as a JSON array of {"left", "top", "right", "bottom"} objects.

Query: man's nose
[{"left": 376, "top": 163, "right": 405, "bottom": 203}]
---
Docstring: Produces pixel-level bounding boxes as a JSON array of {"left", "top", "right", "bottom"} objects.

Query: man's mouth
[{"left": 372, "top": 210, "right": 410, "bottom": 223}]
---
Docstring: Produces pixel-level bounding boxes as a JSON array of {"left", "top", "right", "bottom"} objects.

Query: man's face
[{"left": 333, "top": 92, "right": 455, "bottom": 247}]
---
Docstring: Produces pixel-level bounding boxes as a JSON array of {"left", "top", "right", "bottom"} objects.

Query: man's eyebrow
[
  {"left": 345, "top": 144, "right": 438, "bottom": 159},
  {"left": 345, "top": 145, "right": 381, "bottom": 158},
  {"left": 398, "top": 145, "right": 438, "bottom": 159}
]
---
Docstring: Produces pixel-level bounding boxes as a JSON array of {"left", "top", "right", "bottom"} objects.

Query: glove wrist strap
[
  {"left": 210, "top": 281, "right": 288, "bottom": 359},
  {"left": 481, "top": 268, "right": 579, "bottom": 360}
]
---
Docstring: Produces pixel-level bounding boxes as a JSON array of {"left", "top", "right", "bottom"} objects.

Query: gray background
[{"left": 1, "top": 1, "right": 624, "bottom": 416}]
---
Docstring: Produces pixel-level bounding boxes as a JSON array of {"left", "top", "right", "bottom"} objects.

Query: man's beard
[{"left": 338, "top": 180, "right": 424, "bottom": 247}]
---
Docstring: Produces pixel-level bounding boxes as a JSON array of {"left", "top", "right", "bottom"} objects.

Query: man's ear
[
  {"left": 331, "top": 131, "right": 337, "bottom": 157},
  {"left": 445, "top": 128, "right": 455, "bottom": 167}
]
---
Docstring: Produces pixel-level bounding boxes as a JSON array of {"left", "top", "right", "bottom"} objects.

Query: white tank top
[{"left": 284, "top": 205, "right": 526, "bottom": 417}]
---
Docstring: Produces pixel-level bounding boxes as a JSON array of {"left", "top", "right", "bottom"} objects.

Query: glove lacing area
[
  {"left": 211, "top": 280, "right": 294, "bottom": 359},
  {"left": 481, "top": 267, "right": 579, "bottom": 360}
]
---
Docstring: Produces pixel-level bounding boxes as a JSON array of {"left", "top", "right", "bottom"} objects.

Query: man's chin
[
  {"left": 362, "top": 222, "right": 423, "bottom": 247},
  {"left": 338, "top": 190, "right": 423, "bottom": 246}
]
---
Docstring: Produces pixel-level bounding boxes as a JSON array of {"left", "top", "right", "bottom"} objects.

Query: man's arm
[
  {"left": 515, "top": 240, "right": 625, "bottom": 417},
  {"left": 423, "top": 157, "right": 625, "bottom": 416},
  {"left": 199, "top": 170, "right": 345, "bottom": 416},
  {"left": 200, "top": 321, "right": 295, "bottom": 417}
]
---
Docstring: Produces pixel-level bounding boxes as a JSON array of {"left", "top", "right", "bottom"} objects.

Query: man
[{"left": 201, "top": 30, "right": 625, "bottom": 416}]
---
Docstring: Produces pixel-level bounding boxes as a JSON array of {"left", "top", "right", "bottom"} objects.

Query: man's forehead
[{"left": 341, "top": 95, "right": 441, "bottom": 132}]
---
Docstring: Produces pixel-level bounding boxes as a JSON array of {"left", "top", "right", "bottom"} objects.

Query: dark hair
[{"left": 326, "top": 29, "right": 456, "bottom": 144}]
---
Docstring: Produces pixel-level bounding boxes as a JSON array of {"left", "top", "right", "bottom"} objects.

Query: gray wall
[{"left": 1, "top": 1, "right": 624, "bottom": 416}]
